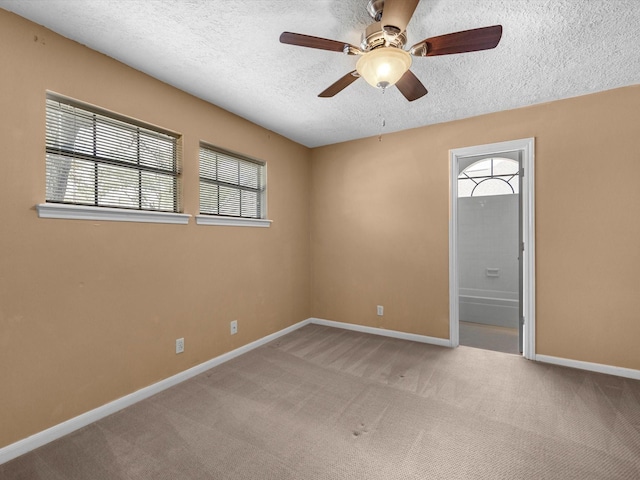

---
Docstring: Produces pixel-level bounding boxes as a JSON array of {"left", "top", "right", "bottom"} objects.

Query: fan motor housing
[{"left": 361, "top": 21, "right": 407, "bottom": 51}]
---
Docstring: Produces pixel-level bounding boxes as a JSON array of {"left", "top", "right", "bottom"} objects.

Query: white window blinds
[
  {"left": 46, "top": 97, "right": 180, "bottom": 212},
  {"left": 199, "top": 145, "right": 265, "bottom": 219}
]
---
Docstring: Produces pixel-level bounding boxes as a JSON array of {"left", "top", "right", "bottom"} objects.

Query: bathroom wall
[{"left": 458, "top": 194, "right": 519, "bottom": 328}]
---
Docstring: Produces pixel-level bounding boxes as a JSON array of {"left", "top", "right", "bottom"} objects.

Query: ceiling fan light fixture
[{"left": 356, "top": 47, "right": 412, "bottom": 89}]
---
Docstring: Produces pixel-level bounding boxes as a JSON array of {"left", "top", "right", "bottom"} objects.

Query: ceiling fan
[{"left": 279, "top": 0, "right": 503, "bottom": 101}]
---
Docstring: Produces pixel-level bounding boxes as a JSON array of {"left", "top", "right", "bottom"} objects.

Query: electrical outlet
[
  {"left": 230, "top": 320, "right": 238, "bottom": 335},
  {"left": 377, "top": 305, "right": 384, "bottom": 316},
  {"left": 175, "top": 337, "right": 184, "bottom": 354}
]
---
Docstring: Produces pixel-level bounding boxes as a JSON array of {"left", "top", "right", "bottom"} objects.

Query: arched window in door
[{"left": 458, "top": 157, "right": 519, "bottom": 197}]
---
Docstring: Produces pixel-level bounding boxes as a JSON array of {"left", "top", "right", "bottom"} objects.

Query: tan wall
[
  {"left": 3, "top": 6, "right": 640, "bottom": 454},
  {"left": 310, "top": 85, "right": 640, "bottom": 371},
  {"left": 0, "top": 10, "right": 311, "bottom": 448}
]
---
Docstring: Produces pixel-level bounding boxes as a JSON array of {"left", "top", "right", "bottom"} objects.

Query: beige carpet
[{"left": 2, "top": 324, "right": 640, "bottom": 479}]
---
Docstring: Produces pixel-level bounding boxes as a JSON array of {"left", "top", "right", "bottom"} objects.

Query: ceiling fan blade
[
  {"left": 381, "top": 0, "right": 420, "bottom": 34},
  {"left": 395, "top": 70, "right": 428, "bottom": 102},
  {"left": 318, "top": 71, "right": 360, "bottom": 97},
  {"left": 410, "top": 25, "right": 503, "bottom": 57},
  {"left": 280, "top": 32, "right": 359, "bottom": 53}
]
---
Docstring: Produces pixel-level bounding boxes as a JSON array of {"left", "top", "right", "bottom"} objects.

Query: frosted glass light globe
[{"left": 356, "top": 47, "right": 412, "bottom": 89}]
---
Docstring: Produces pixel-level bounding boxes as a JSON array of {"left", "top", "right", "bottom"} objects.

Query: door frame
[{"left": 449, "top": 138, "right": 536, "bottom": 359}]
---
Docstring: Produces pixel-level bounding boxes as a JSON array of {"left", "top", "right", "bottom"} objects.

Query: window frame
[
  {"left": 38, "top": 94, "right": 189, "bottom": 224},
  {"left": 196, "top": 143, "right": 271, "bottom": 228},
  {"left": 457, "top": 157, "right": 519, "bottom": 198}
]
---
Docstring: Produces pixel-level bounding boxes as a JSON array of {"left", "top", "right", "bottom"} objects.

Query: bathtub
[{"left": 459, "top": 288, "right": 519, "bottom": 329}]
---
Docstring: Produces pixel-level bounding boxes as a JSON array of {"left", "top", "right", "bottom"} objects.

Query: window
[
  {"left": 199, "top": 144, "right": 266, "bottom": 220},
  {"left": 458, "top": 157, "right": 519, "bottom": 197},
  {"left": 45, "top": 96, "right": 180, "bottom": 213}
]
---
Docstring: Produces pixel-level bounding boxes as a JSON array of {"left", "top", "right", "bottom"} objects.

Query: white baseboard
[
  {"left": 310, "top": 318, "right": 452, "bottom": 348},
  {"left": 313, "top": 318, "right": 640, "bottom": 380},
  {"left": 0, "top": 317, "right": 450, "bottom": 465},
  {"left": 14, "top": 317, "right": 636, "bottom": 466},
  {"left": 535, "top": 354, "right": 640, "bottom": 380},
  {"left": 0, "top": 319, "right": 311, "bottom": 466}
]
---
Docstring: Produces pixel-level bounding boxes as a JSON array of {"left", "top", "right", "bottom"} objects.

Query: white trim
[
  {"left": 195, "top": 215, "right": 272, "bottom": 228},
  {"left": 522, "top": 140, "right": 536, "bottom": 358},
  {"left": 0, "top": 319, "right": 311, "bottom": 466},
  {"left": 0, "top": 318, "right": 449, "bottom": 464},
  {"left": 448, "top": 174, "right": 460, "bottom": 347},
  {"left": 4, "top": 316, "right": 637, "bottom": 466},
  {"left": 36, "top": 203, "right": 191, "bottom": 225},
  {"left": 449, "top": 138, "right": 536, "bottom": 358},
  {"left": 536, "top": 354, "right": 640, "bottom": 381},
  {"left": 310, "top": 318, "right": 451, "bottom": 348}
]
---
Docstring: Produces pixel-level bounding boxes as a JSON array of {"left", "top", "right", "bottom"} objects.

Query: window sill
[
  {"left": 36, "top": 203, "right": 191, "bottom": 225},
  {"left": 195, "top": 215, "right": 272, "bottom": 228}
]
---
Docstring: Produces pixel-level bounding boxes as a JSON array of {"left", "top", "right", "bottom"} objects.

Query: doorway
[{"left": 449, "top": 138, "right": 535, "bottom": 359}]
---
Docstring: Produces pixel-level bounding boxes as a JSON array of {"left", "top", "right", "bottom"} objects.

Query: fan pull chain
[{"left": 378, "top": 88, "right": 386, "bottom": 142}]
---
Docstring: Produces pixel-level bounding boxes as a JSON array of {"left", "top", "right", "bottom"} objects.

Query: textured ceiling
[{"left": 1, "top": 0, "right": 639, "bottom": 147}]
